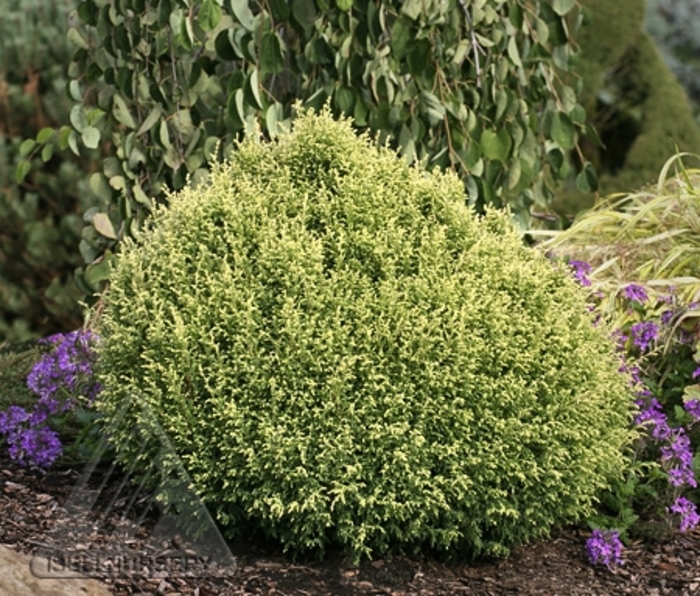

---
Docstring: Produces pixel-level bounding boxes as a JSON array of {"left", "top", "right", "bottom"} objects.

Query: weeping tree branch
[{"left": 457, "top": 0, "right": 486, "bottom": 88}]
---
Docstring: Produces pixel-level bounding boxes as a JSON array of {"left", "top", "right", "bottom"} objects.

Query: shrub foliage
[{"left": 95, "top": 109, "right": 635, "bottom": 561}]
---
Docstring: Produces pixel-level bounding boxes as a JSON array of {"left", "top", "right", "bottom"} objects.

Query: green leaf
[
  {"left": 551, "top": 0, "right": 576, "bottom": 16},
  {"left": 15, "top": 160, "right": 31, "bottom": 184},
  {"left": 68, "top": 131, "right": 80, "bottom": 156},
  {"left": 215, "top": 29, "right": 238, "bottom": 60},
  {"left": 159, "top": 120, "right": 173, "bottom": 149},
  {"left": 81, "top": 126, "right": 101, "bottom": 149},
  {"left": 337, "top": 0, "right": 352, "bottom": 10},
  {"left": 354, "top": 98, "right": 368, "bottom": 126},
  {"left": 509, "top": 3, "right": 523, "bottom": 29},
  {"left": 420, "top": 91, "right": 445, "bottom": 126},
  {"left": 551, "top": 112, "right": 576, "bottom": 150},
  {"left": 291, "top": 0, "right": 317, "bottom": 31},
  {"left": 113, "top": 95, "right": 136, "bottom": 129},
  {"left": 136, "top": 105, "right": 163, "bottom": 136},
  {"left": 507, "top": 36, "right": 522, "bottom": 68},
  {"left": 109, "top": 175, "right": 126, "bottom": 191},
  {"left": 546, "top": 147, "right": 565, "bottom": 172},
  {"left": 229, "top": 0, "right": 255, "bottom": 31},
  {"left": 267, "top": 0, "right": 290, "bottom": 21},
  {"left": 84, "top": 256, "right": 113, "bottom": 287},
  {"left": 401, "top": 0, "right": 422, "bottom": 20},
  {"left": 575, "top": 162, "right": 598, "bottom": 193},
  {"left": 172, "top": 109, "right": 196, "bottom": 141},
  {"left": 90, "top": 173, "right": 113, "bottom": 202},
  {"left": 133, "top": 184, "right": 153, "bottom": 208},
  {"left": 407, "top": 39, "right": 431, "bottom": 76},
  {"left": 36, "top": 127, "right": 55, "bottom": 144},
  {"left": 265, "top": 104, "right": 280, "bottom": 135},
  {"left": 67, "top": 27, "right": 89, "bottom": 50},
  {"left": 303, "top": 87, "right": 328, "bottom": 112},
  {"left": 506, "top": 159, "right": 521, "bottom": 190},
  {"left": 198, "top": 0, "right": 222, "bottom": 31},
  {"left": 57, "top": 126, "right": 72, "bottom": 151},
  {"left": 260, "top": 30, "right": 285, "bottom": 75},
  {"left": 244, "top": 69, "right": 264, "bottom": 111},
  {"left": 70, "top": 105, "right": 88, "bottom": 133},
  {"left": 79, "top": 240, "right": 99, "bottom": 264},
  {"left": 535, "top": 18, "right": 549, "bottom": 46},
  {"left": 227, "top": 89, "right": 246, "bottom": 132},
  {"left": 93, "top": 213, "right": 118, "bottom": 239},
  {"left": 391, "top": 19, "right": 411, "bottom": 61},
  {"left": 570, "top": 104, "right": 586, "bottom": 125},
  {"left": 41, "top": 144, "right": 54, "bottom": 162},
  {"left": 481, "top": 129, "right": 512, "bottom": 163},
  {"left": 68, "top": 80, "right": 82, "bottom": 102},
  {"left": 333, "top": 87, "right": 355, "bottom": 115},
  {"left": 19, "top": 139, "right": 36, "bottom": 157},
  {"left": 180, "top": 13, "right": 195, "bottom": 49}
]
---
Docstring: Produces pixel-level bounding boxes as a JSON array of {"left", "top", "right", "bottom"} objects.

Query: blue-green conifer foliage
[{"left": 94, "top": 109, "right": 636, "bottom": 561}]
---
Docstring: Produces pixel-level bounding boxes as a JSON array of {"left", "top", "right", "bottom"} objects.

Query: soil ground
[{"left": 1, "top": 450, "right": 700, "bottom": 596}]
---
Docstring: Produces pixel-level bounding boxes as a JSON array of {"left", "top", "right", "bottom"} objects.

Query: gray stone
[{"left": 0, "top": 546, "right": 112, "bottom": 596}]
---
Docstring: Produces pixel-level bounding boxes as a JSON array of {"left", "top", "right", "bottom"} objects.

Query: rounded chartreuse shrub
[{"left": 94, "top": 109, "right": 636, "bottom": 561}]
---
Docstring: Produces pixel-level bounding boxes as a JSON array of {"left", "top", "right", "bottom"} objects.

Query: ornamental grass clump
[{"left": 94, "top": 109, "right": 636, "bottom": 561}]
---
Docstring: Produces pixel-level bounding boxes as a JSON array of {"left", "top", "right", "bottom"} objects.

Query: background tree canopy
[
  {"left": 552, "top": 0, "right": 700, "bottom": 217},
  {"left": 16, "top": 0, "right": 594, "bottom": 296},
  {"left": 4, "top": 0, "right": 700, "bottom": 339}
]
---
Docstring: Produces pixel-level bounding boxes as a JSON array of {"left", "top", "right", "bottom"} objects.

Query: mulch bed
[{"left": 1, "top": 450, "right": 700, "bottom": 595}]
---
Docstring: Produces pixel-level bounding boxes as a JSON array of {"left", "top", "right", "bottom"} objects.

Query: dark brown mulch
[{"left": 1, "top": 450, "right": 700, "bottom": 596}]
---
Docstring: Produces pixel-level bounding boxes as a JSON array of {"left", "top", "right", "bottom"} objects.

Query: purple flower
[
  {"left": 27, "top": 330, "right": 100, "bottom": 402},
  {"left": 27, "top": 397, "right": 60, "bottom": 427},
  {"left": 660, "top": 429, "right": 697, "bottom": 488},
  {"left": 568, "top": 260, "right": 592, "bottom": 287},
  {"left": 630, "top": 321, "right": 659, "bottom": 353},
  {"left": 685, "top": 399, "right": 700, "bottom": 421},
  {"left": 634, "top": 398, "right": 672, "bottom": 440},
  {"left": 586, "top": 529, "right": 624, "bottom": 568},
  {"left": 667, "top": 467, "right": 697, "bottom": 488},
  {"left": 668, "top": 497, "right": 700, "bottom": 533},
  {"left": 623, "top": 284, "right": 648, "bottom": 304},
  {"left": 693, "top": 366, "right": 700, "bottom": 380},
  {"left": 12, "top": 426, "right": 63, "bottom": 468},
  {"left": 0, "top": 406, "right": 30, "bottom": 436},
  {"left": 0, "top": 329, "right": 101, "bottom": 469},
  {"left": 661, "top": 309, "right": 674, "bottom": 325}
]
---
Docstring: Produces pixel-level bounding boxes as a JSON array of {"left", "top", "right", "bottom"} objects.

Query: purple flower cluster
[
  {"left": 660, "top": 429, "right": 697, "bottom": 488},
  {"left": 0, "top": 330, "right": 100, "bottom": 468},
  {"left": 686, "top": 399, "right": 700, "bottom": 420},
  {"left": 668, "top": 497, "right": 700, "bottom": 533},
  {"left": 629, "top": 321, "right": 659, "bottom": 353},
  {"left": 586, "top": 529, "right": 624, "bottom": 569},
  {"left": 27, "top": 330, "right": 101, "bottom": 402},
  {"left": 634, "top": 398, "right": 671, "bottom": 440},
  {"left": 568, "top": 260, "right": 592, "bottom": 287},
  {"left": 560, "top": 267, "right": 700, "bottom": 554},
  {"left": 623, "top": 283, "right": 648, "bottom": 304}
]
